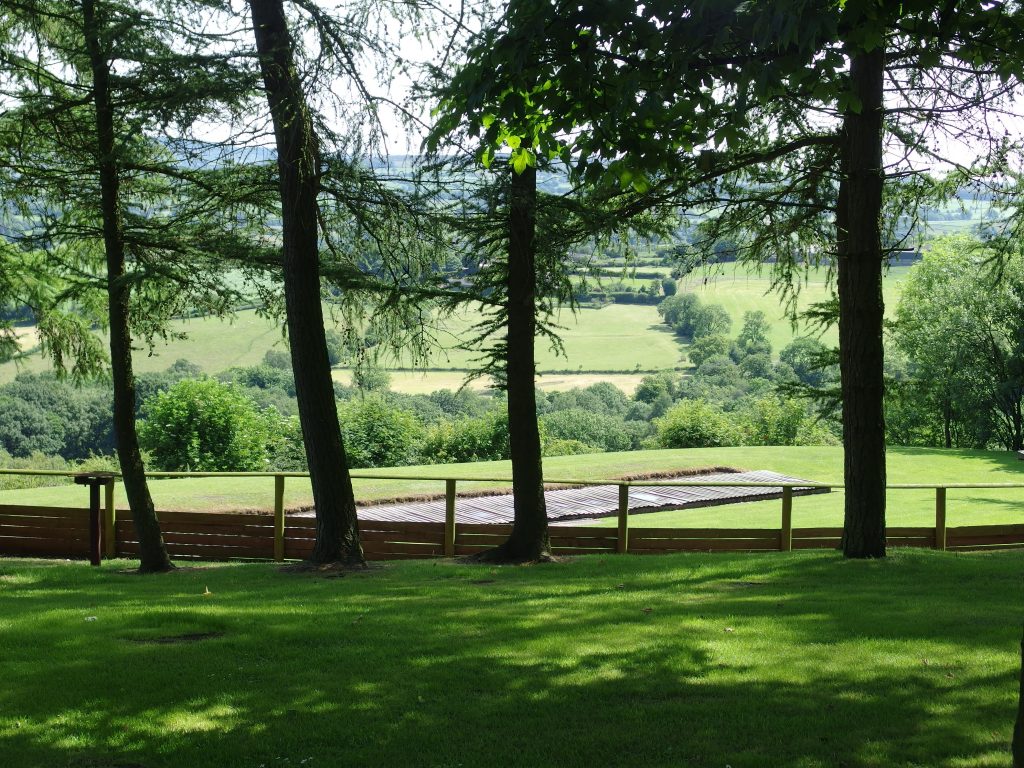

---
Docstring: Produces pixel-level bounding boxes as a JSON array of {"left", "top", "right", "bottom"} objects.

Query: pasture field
[
  {"left": 3, "top": 447, "right": 1023, "bottom": 532},
  {"left": 0, "top": 264, "right": 912, "bottom": 391},
  {"left": 0, "top": 549, "right": 1020, "bottom": 767}
]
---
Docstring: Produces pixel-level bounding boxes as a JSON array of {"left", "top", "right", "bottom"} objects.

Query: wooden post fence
[
  {"left": 274, "top": 475, "right": 286, "bottom": 562},
  {"left": 780, "top": 486, "right": 793, "bottom": 551},
  {"left": 617, "top": 484, "right": 629, "bottom": 553},
  {"left": 444, "top": 479, "right": 457, "bottom": 556},
  {"left": 935, "top": 487, "right": 947, "bottom": 551},
  {"left": 103, "top": 480, "right": 116, "bottom": 559}
]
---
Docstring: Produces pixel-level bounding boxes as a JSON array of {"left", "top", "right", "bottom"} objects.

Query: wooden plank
[
  {"left": 792, "top": 527, "right": 845, "bottom": 538},
  {"left": 274, "top": 475, "right": 286, "bottom": 562},
  {"left": 885, "top": 527, "right": 935, "bottom": 537},
  {"left": 283, "top": 516, "right": 317, "bottom": 530},
  {"left": 158, "top": 531, "right": 274, "bottom": 548},
  {"left": 0, "top": 505, "right": 89, "bottom": 519},
  {"left": 119, "top": 520, "right": 273, "bottom": 537},
  {"left": 947, "top": 523, "right": 1024, "bottom": 537},
  {"left": 155, "top": 510, "right": 274, "bottom": 526},
  {"left": 358, "top": 519, "right": 447, "bottom": 534},
  {"left": 453, "top": 545, "right": 492, "bottom": 556},
  {"left": 283, "top": 542, "right": 314, "bottom": 558},
  {"left": 886, "top": 537, "right": 934, "bottom": 548},
  {"left": 364, "top": 551, "right": 437, "bottom": 561},
  {"left": 628, "top": 537, "right": 781, "bottom": 552},
  {"left": 451, "top": 523, "right": 514, "bottom": 535},
  {"left": 935, "top": 487, "right": 947, "bottom": 551},
  {"left": 630, "top": 527, "right": 781, "bottom": 539},
  {"left": 547, "top": 536, "right": 617, "bottom": 549},
  {"left": 444, "top": 479, "right": 456, "bottom": 557},
  {"left": 120, "top": 542, "right": 274, "bottom": 559},
  {"left": 0, "top": 538, "right": 89, "bottom": 556},
  {"left": 793, "top": 539, "right": 841, "bottom": 550},
  {"left": 361, "top": 542, "right": 444, "bottom": 556},
  {"left": 948, "top": 533, "right": 1024, "bottom": 546},
  {"left": 551, "top": 546, "right": 616, "bottom": 555},
  {"left": 547, "top": 525, "right": 620, "bottom": 537},
  {"left": 617, "top": 484, "right": 629, "bottom": 554},
  {"left": 454, "top": 533, "right": 509, "bottom": 547},
  {"left": 0, "top": 516, "right": 90, "bottom": 532},
  {"left": 358, "top": 529, "right": 444, "bottom": 545},
  {"left": 0, "top": 525, "right": 88, "bottom": 541},
  {"left": 950, "top": 543, "right": 1024, "bottom": 552},
  {"left": 780, "top": 487, "right": 792, "bottom": 552}
]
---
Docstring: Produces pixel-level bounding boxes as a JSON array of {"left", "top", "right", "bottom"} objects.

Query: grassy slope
[
  {"left": 0, "top": 550, "right": 1020, "bottom": 767},
  {"left": 0, "top": 265, "right": 909, "bottom": 391},
  {"left": 3, "top": 447, "right": 1024, "bottom": 529}
]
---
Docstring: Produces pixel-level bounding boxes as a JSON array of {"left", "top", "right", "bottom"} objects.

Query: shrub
[
  {"left": 139, "top": 378, "right": 273, "bottom": 471},
  {"left": 420, "top": 412, "right": 510, "bottom": 464},
  {"left": 540, "top": 409, "right": 632, "bottom": 452},
  {"left": 338, "top": 396, "right": 422, "bottom": 468},
  {"left": 543, "top": 438, "right": 594, "bottom": 456},
  {"left": 654, "top": 399, "right": 740, "bottom": 448}
]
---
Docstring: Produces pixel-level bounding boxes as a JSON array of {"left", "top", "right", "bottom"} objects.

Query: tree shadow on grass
[{"left": 0, "top": 551, "right": 1021, "bottom": 767}]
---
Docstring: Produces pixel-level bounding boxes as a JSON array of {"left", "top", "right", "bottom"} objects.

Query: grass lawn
[
  {"left": 3, "top": 447, "right": 1024, "bottom": 531},
  {"left": 0, "top": 550, "right": 1021, "bottom": 767}
]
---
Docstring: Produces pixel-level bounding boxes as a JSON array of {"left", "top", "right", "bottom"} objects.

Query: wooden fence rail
[{"left": 1, "top": 473, "right": 1023, "bottom": 562}]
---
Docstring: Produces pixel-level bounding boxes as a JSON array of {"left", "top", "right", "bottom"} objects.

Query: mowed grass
[
  {"left": 3, "top": 447, "right": 1024, "bottom": 531},
  {"left": 0, "top": 550, "right": 1021, "bottom": 767}
]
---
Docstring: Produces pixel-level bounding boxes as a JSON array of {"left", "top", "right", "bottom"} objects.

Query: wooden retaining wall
[{"left": 4, "top": 503, "right": 1024, "bottom": 561}]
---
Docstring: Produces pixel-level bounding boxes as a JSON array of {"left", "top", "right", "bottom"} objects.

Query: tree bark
[
  {"left": 82, "top": 0, "right": 172, "bottom": 573},
  {"left": 477, "top": 164, "right": 551, "bottom": 562},
  {"left": 837, "top": 43, "right": 887, "bottom": 559},
  {"left": 249, "top": 0, "right": 363, "bottom": 565},
  {"left": 1014, "top": 624, "right": 1024, "bottom": 767}
]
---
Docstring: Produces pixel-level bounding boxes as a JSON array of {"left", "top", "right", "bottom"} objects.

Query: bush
[
  {"left": 420, "top": 412, "right": 510, "bottom": 464},
  {"left": 540, "top": 409, "right": 632, "bottom": 452},
  {"left": 687, "top": 335, "right": 730, "bottom": 368},
  {"left": 543, "top": 438, "right": 594, "bottom": 456},
  {"left": 654, "top": 399, "right": 740, "bottom": 448},
  {"left": 338, "top": 396, "right": 422, "bottom": 468},
  {"left": 139, "top": 378, "right": 274, "bottom": 471}
]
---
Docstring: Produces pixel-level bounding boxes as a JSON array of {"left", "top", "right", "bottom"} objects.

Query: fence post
[
  {"left": 74, "top": 472, "right": 114, "bottom": 566},
  {"left": 935, "top": 486, "right": 947, "bottom": 551},
  {"left": 780, "top": 486, "right": 793, "bottom": 552},
  {"left": 617, "top": 484, "right": 629, "bottom": 554},
  {"left": 103, "top": 479, "right": 116, "bottom": 559},
  {"left": 274, "top": 475, "right": 286, "bottom": 562},
  {"left": 444, "top": 479, "right": 456, "bottom": 556}
]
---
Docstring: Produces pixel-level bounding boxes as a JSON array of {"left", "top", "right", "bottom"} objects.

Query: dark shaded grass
[{"left": 0, "top": 550, "right": 1021, "bottom": 767}]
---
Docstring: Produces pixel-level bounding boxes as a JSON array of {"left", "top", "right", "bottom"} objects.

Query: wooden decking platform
[{"left": 313, "top": 470, "right": 829, "bottom": 526}]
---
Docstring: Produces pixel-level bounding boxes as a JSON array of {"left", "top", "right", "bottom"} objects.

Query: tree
[
  {"left": 731, "top": 311, "right": 772, "bottom": 361},
  {"left": 338, "top": 396, "right": 422, "bottom": 468},
  {"left": 893, "top": 237, "right": 1024, "bottom": 450},
  {"left": 248, "top": 0, "right": 364, "bottom": 565},
  {"left": 139, "top": 378, "right": 274, "bottom": 471},
  {"left": 1, "top": 0, "right": 265, "bottom": 572},
  {"left": 443, "top": 0, "right": 1024, "bottom": 558}
]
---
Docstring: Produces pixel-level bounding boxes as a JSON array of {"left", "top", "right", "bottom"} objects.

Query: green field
[
  {"left": 0, "top": 550, "right": 1020, "bottom": 767},
  {"left": 3, "top": 447, "right": 1023, "bottom": 532},
  {"left": 0, "top": 264, "right": 912, "bottom": 392}
]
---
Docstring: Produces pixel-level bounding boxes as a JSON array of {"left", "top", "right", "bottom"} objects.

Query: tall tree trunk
[
  {"left": 837, "top": 43, "right": 887, "bottom": 559},
  {"left": 479, "top": 164, "right": 551, "bottom": 562},
  {"left": 1014, "top": 624, "right": 1024, "bottom": 767},
  {"left": 249, "top": 0, "right": 363, "bottom": 565},
  {"left": 82, "top": 0, "right": 172, "bottom": 573}
]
